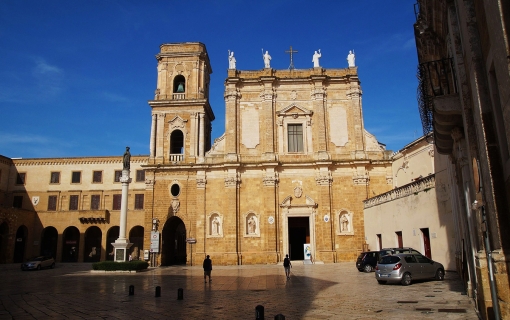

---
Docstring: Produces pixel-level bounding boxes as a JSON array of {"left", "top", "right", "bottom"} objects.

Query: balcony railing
[
  {"left": 169, "top": 154, "right": 184, "bottom": 162},
  {"left": 417, "top": 58, "right": 458, "bottom": 135}
]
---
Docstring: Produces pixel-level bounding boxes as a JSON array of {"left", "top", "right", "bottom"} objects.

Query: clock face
[
  {"left": 268, "top": 216, "right": 275, "bottom": 224},
  {"left": 323, "top": 215, "right": 330, "bottom": 223}
]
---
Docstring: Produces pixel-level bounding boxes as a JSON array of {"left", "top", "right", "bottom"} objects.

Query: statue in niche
[
  {"left": 347, "top": 50, "right": 355, "bottom": 67},
  {"left": 211, "top": 216, "right": 221, "bottom": 236},
  {"left": 312, "top": 49, "right": 321, "bottom": 67},
  {"left": 340, "top": 214, "right": 349, "bottom": 232},
  {"left": 123, "top": 146, "right": 131, "bottom": 170},
  {"left": 248, "top": 216, "right": 257, "bottom": 234},
  {"left": 228, "top": 50, "right": 236, "bottom": 69},
  {"left": 262, "top": 50, "right": 271, "bottom": 68}
]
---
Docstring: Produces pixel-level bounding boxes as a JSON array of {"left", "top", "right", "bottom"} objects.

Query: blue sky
[{"left": 0, "top": 1, "right": 421, "bottom": 159}]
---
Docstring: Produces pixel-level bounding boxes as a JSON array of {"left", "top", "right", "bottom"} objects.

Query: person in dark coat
[{"left": 203, "top": 255, "right": 212, "bottom": 283}]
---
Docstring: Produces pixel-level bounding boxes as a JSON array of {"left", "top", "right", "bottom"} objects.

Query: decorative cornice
[
  {"left": 224, "top": 173, "right": 240, "bottom": 188},
  {"left": 12, "top": 156, "right": 149, "bottom": 167},
  {"left": 353, "top": 173, "right": 369, "bottom": 185},
  {"left": 364, "top": 174, "right": 435, "bottom": 209}
]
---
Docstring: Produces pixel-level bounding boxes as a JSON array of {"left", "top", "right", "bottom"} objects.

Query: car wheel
[
  {"left": 37, "top": 265, "right": 41, "bottom": 270},
  {"left": 377, "top": 280, "right": 386, "bottom": 285},
  {"left": 363, "top": 264, "right": 373, "bottom": 273},
  {"left": 51, "top": 263, "right": 55, "bottom": 269},
  {"left": 435, "top": 269, "right": 444, "bottom": 280},
  {"left": 401, "top": 273, "right": 412, "bottom": 286},
  {"left": 357, "top": 268, "right": 364, "bottom": 272}
]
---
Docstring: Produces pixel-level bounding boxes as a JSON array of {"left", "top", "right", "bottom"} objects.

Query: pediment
[
  {"left": 277, "top": 103, "right": 313, "bottom": 116},
  {"left": 168, "top": 115, "right": 187, "bottom": 130}
]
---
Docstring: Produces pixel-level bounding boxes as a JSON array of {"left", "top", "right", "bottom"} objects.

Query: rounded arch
[
  {"left": 129, "top": 226, "right": 144, "bottom": 260},
  {"left": 106, "top": 226, "right": 119, "bottom": 261},
  {"left": 162, "top": 216, "right": 186, "bottom": 266},
  {"left": 13, "top": 225, "right": 28, "bottom": 263},
  {"left": 40, "top": 226, "right": 58, "bottom": 258},
  {"left": 84, "top": 226, "right": 102, "bottom": 262},
  {"left": 0, "top": 222, "right": 9, "bottom": 264},
  {"left": 62, "top": 226, "right": 80, "bottom": 262},
  {"left": 173, "top": 75, "right": 186, "bottom": 93},
  {"left": 170, "top": 130, "right": 184, "bottom": 154}
]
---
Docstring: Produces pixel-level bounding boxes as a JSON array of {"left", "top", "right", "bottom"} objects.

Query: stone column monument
[{"left": 112, "top": 147, "right": 133, "bottom": 262}]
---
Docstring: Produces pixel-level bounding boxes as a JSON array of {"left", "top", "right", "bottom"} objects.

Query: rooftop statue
[
  {"left": 228, "top": 50, "right": 236, "bottom": 69},
  {"left": 262, "top": 50, "right": 271, "bottom": 68},
  {"left": 347, "top": 50, "right": 355, "bottom": 67},
  {"left": 312, "top": 49, "right": 321, "bottom": 67}
]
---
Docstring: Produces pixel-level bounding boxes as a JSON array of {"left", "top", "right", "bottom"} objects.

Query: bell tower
[{"left": 148, "top": 42, "right": 214, "bottom": 164}]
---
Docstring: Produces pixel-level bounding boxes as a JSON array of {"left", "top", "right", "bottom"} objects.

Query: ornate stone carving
[
  {"left": 353, "top": 172, "right": 369, "bottom": 185},
  {"left": 224, "top": 88, "right": 240, "bottom": 101},
  {"left": 310, "top": 87, "right": 326, "bottom": 100},
  {"left": 290, "top": 90, "right": 297, "bottom": 100},
  {"left": 196, "top": 178, "right": 206, "bottom": 188},
  {"left": 315, "top": 172, "right": 332, "bottom": 186},
  {"left": 263, "top": 173, "right": 278, "bottom": 186},
  {"left": 244, "top": 212, "right": 260, "bottom": 237},
  {"left": 169, "top": 116, "right": 187, "bottom": 131},
  {"left": 294, "top": 186, "right": 303, "bottom": 198},
  {"left": 337, "top": 210, "right": 354, "bottom": 235},
  {"left": 259, "top": 89, "right": 275, "bottom": 101},
  {"left": 145, "top": 179, "right": 154, "bottom": 187},
  {"left": 386, "top": 175, "right": 393, "bottom": 185},
  {"left": 171, "top": 199, "right": 180, "bottom": 213},
  {"left": 224, "top": 173, "right": 240, "bottom": 188}
]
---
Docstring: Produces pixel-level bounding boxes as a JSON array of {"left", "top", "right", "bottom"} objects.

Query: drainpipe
[{"left": 473, "top": 160, "right": 500, "bottom": 319}]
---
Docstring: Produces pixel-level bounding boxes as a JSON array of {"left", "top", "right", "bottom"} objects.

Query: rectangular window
[
  {"left": 13, "top": 196, "right": 23, "bottom": 208},
  {"left": 91, "top": 195, "right": 100, "bottom": 210},
  {"left": 92, "top": 171, "right": 102, "bottom": 183},
  {"left": 50, "top": 172, "right": 60, "bottom": 184},
  {"left": 288, "top": 124, "right": 303, "bottom": 153},
  {"left": 71, "top": 171, "right": 81, "bottom": 184},
  {"left": 113, "top": 194, "right": 122, "bottom": 210},
  {"left": 16, "top": 173, "right": 26, "bottom": 185},
  {"left": 69, "top": 195, "right": 79, "bottom": 210},
  {"left": 134, "top": 194, "right": 144, "bottom": 210},
  {"left": 48, "top": 195, "right": 57, "bottom": 211},
  {"left": 136, "top": 170, "right": 145, "bottom": 182},
  {"left": 114, "top": 170, "right": 122, "bottom": 182}
]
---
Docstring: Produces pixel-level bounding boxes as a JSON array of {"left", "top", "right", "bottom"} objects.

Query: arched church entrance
[
  {"left": 62, "top": 226, "right": 80, "bottom": 262},
  {"left": 40, "top": 226, "right": 58, "bottom": 258},
  {"left": 162, "top": 217, "right": 186, "bottom": 265},
  {"left": 106, "top": 226, "right": 119, "bottom": 261},
  {"left": 0, "top": 222, "right": 9, "bottom": 263},
  {"left": 288, "top": 217, "right": 310, "bottom": 260},
  {"left": 84, "top": 226, "right": 102, "bottom": 262},
  {"left": 13, "top": 225, "right": 28, "bottom": 263}
]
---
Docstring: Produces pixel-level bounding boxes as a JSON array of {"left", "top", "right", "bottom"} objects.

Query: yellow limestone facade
[{"left": 144, "top": 42, "right": 393, "bottom": 266}]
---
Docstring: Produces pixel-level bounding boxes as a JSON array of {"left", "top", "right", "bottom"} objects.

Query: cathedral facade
[
  {"left": 144, "top": 42, "right": 392, "bottom": 265},
  {"left": 0, "top": 42, "right": 392, "bottom": 266}
]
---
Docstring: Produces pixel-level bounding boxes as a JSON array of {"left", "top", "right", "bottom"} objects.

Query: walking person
[
  {"left": 203, "top": 255, "right": 212, "bottom": 283},
  {"left": 283, "top": 254, "right": 292, "bottom": 279}
]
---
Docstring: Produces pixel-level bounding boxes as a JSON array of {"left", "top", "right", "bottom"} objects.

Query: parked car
[
  {"left": 356, "top": 248, "right": 422, "bottom": 272},
  {"left": 375, "top": 253, "right": 444, "bottom": 285},
  {"left": 21, "top": 256, "right": 55, "bottom": 270}
]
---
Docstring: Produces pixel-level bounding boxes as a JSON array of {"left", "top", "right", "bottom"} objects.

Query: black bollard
[
  {"left": 155, "top": 286, "right": 161, "bottom": 297},
  {"left": 177, "top": 288, "right": 183, "bottom": 300},
  {"left": 274, "top": 314, "right": 285, "bottom": 320},
  {"left": 255, "top": 305, "right": 264, "bottom": 320},
  {"left": 129, "top": 285, "right": 134, "bottom": 296}
]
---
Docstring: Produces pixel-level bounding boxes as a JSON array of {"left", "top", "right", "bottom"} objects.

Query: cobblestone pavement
[{"left": 0, "top": 262, "right": 479, "bottom": 319}]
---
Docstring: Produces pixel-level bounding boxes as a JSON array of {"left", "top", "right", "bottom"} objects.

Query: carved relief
[
  {"left": 169, "top": 116, "right": 187, "bottom": 131},
  {"left": 196, "top": 177, "right": 207, "bottom": 188},
  {"left": 315, "top": 172, "right": 332, "bottom": 186},
  {"left": 263, "top": 172, "right": 279, "bottom": 186},
  {"left": 171, "top": 199, "right": 180, "bottom": 214},
  {"left": 294, "top": 186, "right": 303, "bottom": 198},
  {"left": 353, "top": 172, "right": 369, "bottom": 185},
  {"left": 224, "top": 173, "right": 240, "bottom": 188}
]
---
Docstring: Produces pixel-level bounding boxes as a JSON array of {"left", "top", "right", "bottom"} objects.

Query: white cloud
[{"left": 31, "top": 57, "right": 65, "bottom": 96}]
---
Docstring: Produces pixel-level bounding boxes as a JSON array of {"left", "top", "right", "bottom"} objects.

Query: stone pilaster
[
  {"left": 311, "top": 76, "right": 327, "bottom": 151},
  {"left": 224, "top": 79, "right": 240, "bottom": 156}
]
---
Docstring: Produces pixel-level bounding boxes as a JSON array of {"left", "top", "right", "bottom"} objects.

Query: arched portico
[
  {"left": 84, "top": 226, "right": 102, "bottom": 262},
  {"left": 106, "top": 226, "right": 119, "bottom": 261},
  {"left": 0, "top": 222, "right": 9, "bottom": 263},
  {"left": 162, "top": 216, "right": 186, "bottom": 265},
  {"left": 62, "top": 226, "right": 80, "bottom": 262}
]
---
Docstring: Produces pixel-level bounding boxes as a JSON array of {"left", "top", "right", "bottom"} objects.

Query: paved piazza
[{"left": 0, "top": 262, "right": 478, "bottom": 319}]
